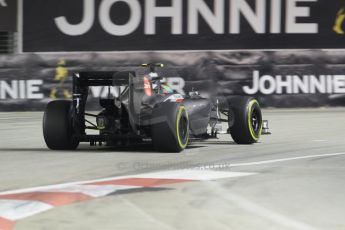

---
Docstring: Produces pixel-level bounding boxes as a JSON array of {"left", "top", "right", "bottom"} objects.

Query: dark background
[
  {"left": 1, "top": 0, "right": 345, "bottom": 111},
  {"left": 0, "top": 0, "right": 17, "bottom": 31},
  {"left": 23, "top": 0, "right": 345, "bottom": 52}
]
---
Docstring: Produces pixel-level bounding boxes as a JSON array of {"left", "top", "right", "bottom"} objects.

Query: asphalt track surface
[{"left": 0, "top": 108, "right": 345, "bottom": 230}]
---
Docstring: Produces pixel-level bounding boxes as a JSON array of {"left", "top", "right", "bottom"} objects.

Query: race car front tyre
[
  {"left": 151, "top": 103, "right": 189, "bottom": 152},
  {"left": 229, "top": 97, "right": 262, "bottom": 144},
  {"left": 43, "top": 100, "right": 79, "bottom": 150}
]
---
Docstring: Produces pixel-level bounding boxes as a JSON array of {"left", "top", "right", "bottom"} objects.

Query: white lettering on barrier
[
  {"left": 90, "top": 78, "right": 186, "bottom": 98},
  {"left": 55, "top": 0, "right": 95, "bottom": 36},
  {"left": 270, "top": 0, "right": 281, "bottom": 33},
  {"left": 145, "top": 0, "right": 182, "bottom": 35},
  {"left": 90, "top": 86, "right": 122, "bottom": 98},
  {"left": 0, "top": 81, "right": 18, "bottom": 99},
  {"left": 100, "top": 0, "right": 141, "bottom": 36},
  {"left": 27, "top": 80, "right": 44, "bottom": 99},
  {"left": 334, "top": 75, "right": 345, "bottom": 93},
  {"left": 54, "top": 0, "right": 319, "bottom": 36},
  {"left": 188, "top": 0, "right": 224, "bottom": 34},
  {"left": 286, "top": 0, "right": 318, "bottom": 33},
  {"left": 243, "top": 71, "right": 345, "bottom": 95},
  {"left": 293, "top": 75, "right": 309, "bottom": 94},
  {"left": 0, "top": 78, "right": 185, "bottom": 100},
  {"left": 167, "top": 77, "right": 185, "bottom": 95},
  {"left": 19, "top": 80, "right": 25, "bottom": 99},
  {"left": 0, "top": 80, "right": 44, "bottom": 100},
  {"left": 230, "top": 0, "right": 266, "bottom": 34}
]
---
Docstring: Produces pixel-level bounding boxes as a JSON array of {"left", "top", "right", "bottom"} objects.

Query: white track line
[
  {"left": 230, "top": 152, "right": 345, "bottom": 167},
  {"left": 207, "top": 181, "right": 320, "bottom": 230},
  {"left": 130, "top": 170, "right": 256, "bottom": 181}
]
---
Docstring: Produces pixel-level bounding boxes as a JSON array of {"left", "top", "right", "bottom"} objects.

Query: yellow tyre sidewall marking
[
  {"left": 176, "top": 106, "right": 189, "bottom": 149},
  {"left": 247, "top": 100, "right": 262, "bottom": 142}
]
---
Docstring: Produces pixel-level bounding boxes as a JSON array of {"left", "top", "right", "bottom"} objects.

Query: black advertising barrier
[
  {"left": 0, "top": 51, "right": 345, "bottom": 111},
  {"left": 0, "top": 0, "right": 17, "bottom": 31},
  {"left": 2, "top": 0, "right": 345, "bottom": 111},
  {"left": 23, "top": 0, "right": 345, "bottom": 52}
]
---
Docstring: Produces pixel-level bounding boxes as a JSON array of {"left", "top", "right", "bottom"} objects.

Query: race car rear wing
[
  {"left": 71, "top": 71, "right": 145, "bottom": 139},
  {"left": 73, "top": 71, "right": 135, "bottom": 87}
]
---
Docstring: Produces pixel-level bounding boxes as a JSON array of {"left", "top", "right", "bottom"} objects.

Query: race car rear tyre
[
  {"left": 229, "top": 97, "right": 262, "bottom": 144},
  {"left": 151, "top": 103, "right": 189, "bottom": 152},
  {"left": 43, "top": 100, "right": 79, "bottom": 150}
]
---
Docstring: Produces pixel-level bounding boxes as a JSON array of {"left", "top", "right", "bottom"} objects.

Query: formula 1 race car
[{"left": 43, "top": 63, "right": 269, "bottom": 152}]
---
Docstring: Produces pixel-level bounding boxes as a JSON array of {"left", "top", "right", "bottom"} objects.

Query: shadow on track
[
  {"left": 0, "top": 144, "right": 207, "bottom": 154},
  {"left": 195, "top": 140, "right": 237, "bottom": 145},
  {"left": 109, "top": 187, "right": 174, "bottom": 196}
]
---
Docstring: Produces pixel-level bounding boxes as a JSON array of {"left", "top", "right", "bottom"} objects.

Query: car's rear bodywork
[{"left": 70, "top": 70, "right": 212, "bottom": 145}]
